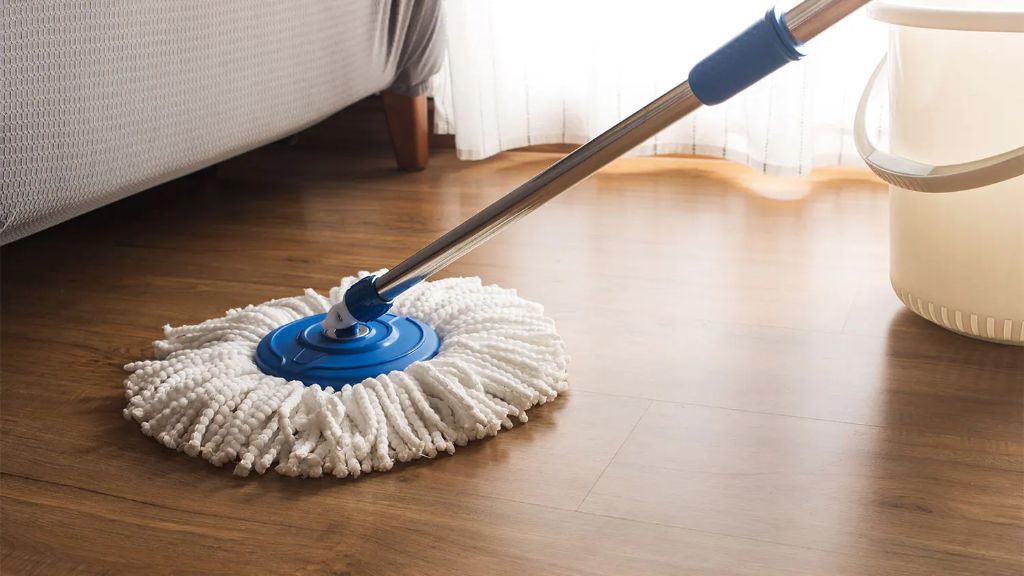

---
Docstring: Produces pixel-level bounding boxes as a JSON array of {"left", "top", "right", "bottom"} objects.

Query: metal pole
[
  {"left": 375, "top": 83, "right": 702, "bottom": 300},
  {"left": 374, "top": 0, "right": 869, "bottom": 300},
  {"left": 783, "top": 0, "right": 869, "bottom": 43}
]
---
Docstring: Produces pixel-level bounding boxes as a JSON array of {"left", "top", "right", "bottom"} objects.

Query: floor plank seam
[
  {"left": 574, "top": 400, "right": 653, "bottom": 512},
  {"left": 571, "top": 507, "right": 1011, "bottom": 567},
  {"left": 567, "top": 387, "right": 1024, "bottom": 444}
]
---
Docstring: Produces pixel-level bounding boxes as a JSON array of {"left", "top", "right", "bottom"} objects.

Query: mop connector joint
[{"left": 321, "top": 275, "right": 392, "bottom": 336}]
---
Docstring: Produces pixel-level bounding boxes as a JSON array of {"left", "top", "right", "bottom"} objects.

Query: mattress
[{"left": 1, "top": 1, "right": 444, "bottom": 244}]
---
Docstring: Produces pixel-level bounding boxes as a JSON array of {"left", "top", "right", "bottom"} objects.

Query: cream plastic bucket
[{"left": 857, "top": 0, "right": 1024, "bottom": 345}]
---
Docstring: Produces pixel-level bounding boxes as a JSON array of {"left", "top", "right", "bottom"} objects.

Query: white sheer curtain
[{"left": 432, "top": 1, "right": 886, "bottom": 175}]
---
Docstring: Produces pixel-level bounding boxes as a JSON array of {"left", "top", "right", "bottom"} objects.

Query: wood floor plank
[
  {"left": 1, "top": 467, "right": 866, "bottom": 576},
  {"left": 561, "top": 305, "right": 1023, "bottom": 441},
  {"left": 2, "top": 464, "right": 1001, "bottom": 576},
  {"left": 580, "top": 402, "right": 1024, "bottom": 576}
]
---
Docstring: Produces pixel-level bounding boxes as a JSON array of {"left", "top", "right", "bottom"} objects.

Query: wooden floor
[{"left": 2, "top": 127, "right": 1022, "bottom": 575}]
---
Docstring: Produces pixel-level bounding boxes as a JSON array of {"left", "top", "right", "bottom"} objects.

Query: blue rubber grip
[
  {"left": 689, "top": 7, "right": 804, "bottom": 106},
  {"left": 344, "top": 275, "right": 393, "bottom": 322}
]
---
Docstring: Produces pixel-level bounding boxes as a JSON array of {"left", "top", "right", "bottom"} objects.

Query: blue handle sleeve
[
  {"left": 344, "top": 275, "right": 393, "bottom": 322},
  {"left": 688, "top": 7, "right": 804, "bottom": 106}
]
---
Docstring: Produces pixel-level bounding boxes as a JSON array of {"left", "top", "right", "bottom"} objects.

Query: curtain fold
[{"left": 433, "top": 1, "right": 887, "bottom": 175}]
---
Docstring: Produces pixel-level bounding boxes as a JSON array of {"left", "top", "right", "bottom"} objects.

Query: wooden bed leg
[{"left": 382, "top": 91, "right": 429, "bottom": 171}]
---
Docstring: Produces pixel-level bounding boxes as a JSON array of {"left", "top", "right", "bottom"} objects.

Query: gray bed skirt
[{"left": 1, "top": 0, "right": 444, "bottom": 244}]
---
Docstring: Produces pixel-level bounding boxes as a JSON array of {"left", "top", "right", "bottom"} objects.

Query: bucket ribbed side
[{"left": 892, "top": 281, "right": 1024, "bottom": 345}]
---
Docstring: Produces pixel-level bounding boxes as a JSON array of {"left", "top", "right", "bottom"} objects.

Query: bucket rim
[{"left": 868, "top": 1, "right": 1024, "bottom": 33}]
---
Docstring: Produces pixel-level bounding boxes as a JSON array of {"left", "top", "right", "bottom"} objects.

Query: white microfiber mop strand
[{"left": 123, "top": 272, "right": 569, "bottom": 478}]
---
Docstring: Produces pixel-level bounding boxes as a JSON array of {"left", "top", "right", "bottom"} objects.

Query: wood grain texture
[{"left": 2, "top": 122, "right": 1022, "bottom": 575}]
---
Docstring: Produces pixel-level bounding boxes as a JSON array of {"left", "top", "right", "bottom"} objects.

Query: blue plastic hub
[{"left": 255, "top": 312, "right": 440, "bottom": 388}]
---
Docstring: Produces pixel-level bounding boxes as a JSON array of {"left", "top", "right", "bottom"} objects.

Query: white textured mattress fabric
[{"left": 1, "top": 1, "right": 444, "bottom": 244}]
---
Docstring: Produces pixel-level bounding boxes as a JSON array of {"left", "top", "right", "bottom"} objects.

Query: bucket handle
[{"left": 854, "top": 56, "right": 1024, "bottom": 193}]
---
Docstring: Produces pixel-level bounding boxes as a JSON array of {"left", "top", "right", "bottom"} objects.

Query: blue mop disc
[{"left": 255, "top": 313, "right": 440, "bottom": 388}]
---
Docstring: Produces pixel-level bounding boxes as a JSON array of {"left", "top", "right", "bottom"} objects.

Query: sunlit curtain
[{"left": 432, "top": 1, "right": 887, "bottom": 175}]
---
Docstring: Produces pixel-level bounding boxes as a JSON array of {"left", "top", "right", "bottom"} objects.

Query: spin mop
[{"left": 124, "top": 0, "right": 869, "bottom": 477}]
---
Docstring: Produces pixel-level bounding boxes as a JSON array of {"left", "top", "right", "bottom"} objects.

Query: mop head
[{"left": 123, "top": 272, "right": 568, "bottom": 478}]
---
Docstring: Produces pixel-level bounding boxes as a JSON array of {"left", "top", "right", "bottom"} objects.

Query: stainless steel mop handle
[
  {"left": 784, "top": 0, "right": 869, "bottom": 43},
  {"left": 372, "top": 0, "right": 868, "bottom": 301},
  {"left": 375, "top": 83, "right": 703, "bottom": 300}
]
